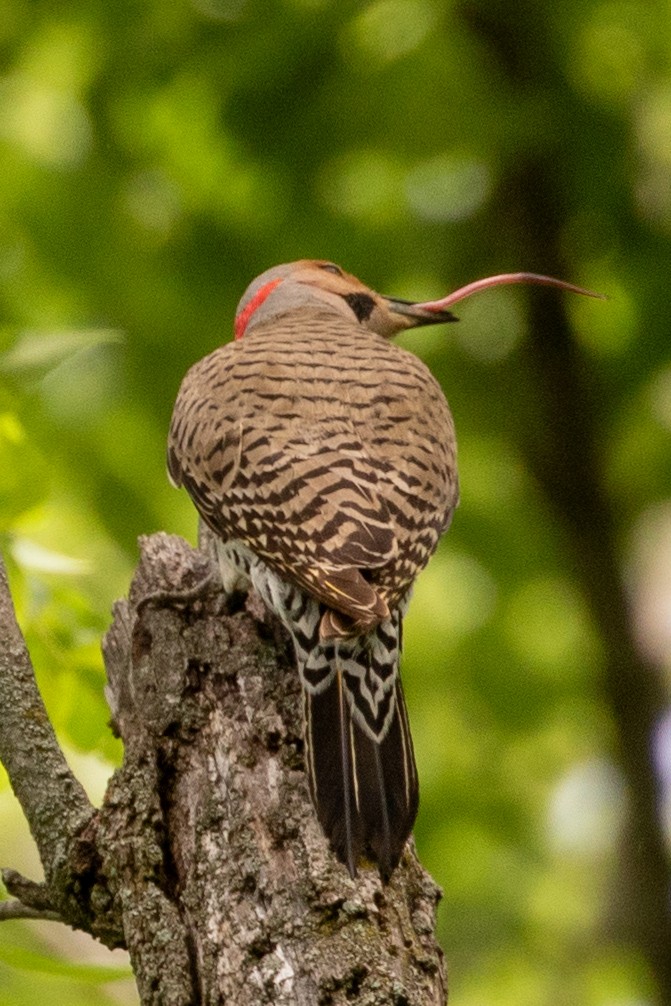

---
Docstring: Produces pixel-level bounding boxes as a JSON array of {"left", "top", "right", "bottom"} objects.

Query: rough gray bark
[
  {"left": 0, "top": 558, "right": 100, "bottom": 932},
  {"left": 0, "top": 534, "right": 447, "bottom": 1004}
]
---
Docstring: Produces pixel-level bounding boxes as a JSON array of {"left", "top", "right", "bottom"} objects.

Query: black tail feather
[
  {"left": 336, "top": 670, "right": 357, "bottom": 878},
  {"left": 304, "top": 672, "right": 419, "bottom": 880}
]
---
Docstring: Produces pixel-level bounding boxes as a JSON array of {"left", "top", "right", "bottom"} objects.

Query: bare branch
[
  {"left": 2, "top": 868, "right": 55, "bottom": 911},
  {"left": 0, "top": 557, "right": 95, "bottom": 908},
  {"left": 0, "top": 901, "right": 64, "bottom": 922}
]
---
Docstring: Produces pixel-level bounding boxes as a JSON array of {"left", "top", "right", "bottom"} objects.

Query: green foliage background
[{"left": 1, "top": 1, "right": 670, "bottom": 1003}]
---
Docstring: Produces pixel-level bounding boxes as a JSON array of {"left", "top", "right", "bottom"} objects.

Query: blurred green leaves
[
  {"left": 0, "top": 915, "right": 132, "bottom": 1006},
  {"left": 0, "top": 0, "right": 670, "bottom": 1004}
]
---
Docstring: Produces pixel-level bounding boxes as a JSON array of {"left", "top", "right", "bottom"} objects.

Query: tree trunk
[{"left": 0, "top": 533, "right": 447, "bottom": 1004}]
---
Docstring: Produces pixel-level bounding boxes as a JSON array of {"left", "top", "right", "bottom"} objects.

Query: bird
[{"left": 167, "top": 259, "right": 601, "bottom": 880}]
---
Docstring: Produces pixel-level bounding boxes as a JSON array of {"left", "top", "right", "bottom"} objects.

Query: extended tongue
[{"left": 411, "top": 272, "right": 606, "bottom": 314}]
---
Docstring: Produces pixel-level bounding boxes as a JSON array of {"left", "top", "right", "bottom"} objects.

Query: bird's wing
[{"left": 168, "top": 381, "right": 396, "bottom": 626}]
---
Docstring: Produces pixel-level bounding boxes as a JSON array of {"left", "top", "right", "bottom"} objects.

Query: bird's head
[
  {"left": 234, "top": 259, "right": 604, "bottom": 341},
  {"left": 233, "top": 259, "right": 457, "bottom": 340}
]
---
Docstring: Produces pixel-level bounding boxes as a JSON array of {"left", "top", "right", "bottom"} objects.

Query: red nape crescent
[{"left": 235, "top": 277, "right": 283, "bottom": 339}]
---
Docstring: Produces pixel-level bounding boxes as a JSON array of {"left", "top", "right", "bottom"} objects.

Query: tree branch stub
[
  {"left": 101, "top": 532, "right": 447, "bottom": 1004},
  {"left": 1, "top": 535, "right": 447, "bottom": 1003}
]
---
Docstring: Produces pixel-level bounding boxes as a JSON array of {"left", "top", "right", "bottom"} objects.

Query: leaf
[
  {"left": 0, "top": 944, "right": 131, "bottom": 983},
  {"left": 0, "top": 329, "right": 123, "bottom": 376}
]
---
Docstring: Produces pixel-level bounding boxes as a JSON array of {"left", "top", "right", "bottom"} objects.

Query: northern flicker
[{"left": 167, "top": 260, "right": 600, "bottom": 879}]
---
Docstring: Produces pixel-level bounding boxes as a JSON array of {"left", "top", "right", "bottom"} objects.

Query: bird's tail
[
  {"left": 300, "top": 612, "right": 419, "bottom": 880},
  {"left": 246, "top": 565, "right": 418, "bottom": 878}
]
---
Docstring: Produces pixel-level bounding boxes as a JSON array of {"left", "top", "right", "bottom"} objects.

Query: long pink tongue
[{"left": 414, "top": 272, "right": 606, "bottom": 313}]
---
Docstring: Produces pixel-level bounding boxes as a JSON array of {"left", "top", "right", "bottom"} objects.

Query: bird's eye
[{"left": 319, "top": 263, "right": 343, "bottom": 276}]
